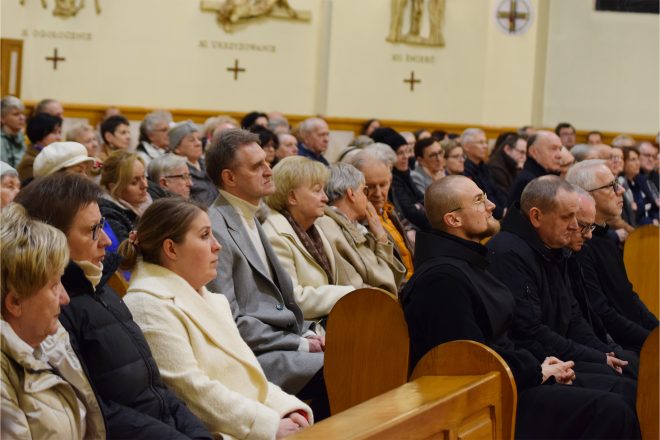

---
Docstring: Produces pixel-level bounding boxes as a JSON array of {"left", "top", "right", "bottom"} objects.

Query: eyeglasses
[
  {"left": 609, "top": 155, "right": 623, "bottom": 163},
  {"left": 365, "top": 182, "right": 389, "bottom": 194},
  {"left": 588, "top": 180, "right": 620, "bottom": 194},
  {"left": 426, "top": 152, "right": 443, "bottom": 160},
  {"left": 447, "top": 154, "right": 467, "bottom": 161},
  {"left": 577, "top": 221, "right": 596, "bottom": 235},
  {"left": 91, "top": 217, "right": 106, "bottom": 241},
  {"left": 448, "top": 192, "right": 489, "bottom": 213},
  {"left": 164, "top": 173, "right": 193, "bottom": 182}
]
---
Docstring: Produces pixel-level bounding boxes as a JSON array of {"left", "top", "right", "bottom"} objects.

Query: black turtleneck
[
  {"left": 578, "top": 224, "right": 658, "bottom": 334},
  {"left": 508, "top": 156, "right": 558, "bottom": 206},
  {"left": 402, "top": 229, "right": 542, "bottom": 391},
  {"left": 487, "top": 206, "right": 612, "bottom": 364}
]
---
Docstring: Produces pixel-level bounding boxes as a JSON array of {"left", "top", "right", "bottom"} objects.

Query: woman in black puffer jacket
[{"left": 15, "top": 173, "right": 212, "bottom": 440}]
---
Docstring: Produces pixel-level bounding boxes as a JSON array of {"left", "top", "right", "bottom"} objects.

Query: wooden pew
[
  {"left": 624, "top": 225, "right": 659, "bottom": 317},
  {"left": 637, "top": 326, "right": 659, "bottom": 440},
  {"left": 324, "top": 288, "right": 410, "bottom": 415},
  {"left": 292, "top": 374, "right": 503, "bottom": 440},
  {"left": 411, "top": 340, "right": 517, "bottom": 440},
  {"left": 107, "top": 271, "right": 128, "bottom": 298}
]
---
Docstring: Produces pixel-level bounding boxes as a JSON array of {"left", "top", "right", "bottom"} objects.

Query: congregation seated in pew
[
  {"left": 317, "top": 163, "right": 405, "bottom": 295},
  {"left": 2, "top": 93, "right": 659, "bottom": 439},
  {"left": 120, "top": 198, "right": 314, "bottom": 439},
  {"left": 402, "top": 175, "right": 641, "bottom": 439},
  {"left": 205, "top": 128, "right": 328, "bottom": 418},
  {"left": 14, "top": 173, "right": 213, "bottom": 439},
  {"left": 263, "top": 156, "right": 354, "bottom": 321}
]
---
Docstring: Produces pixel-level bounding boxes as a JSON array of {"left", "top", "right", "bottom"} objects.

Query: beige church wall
[
  {"left": 0, "top": 0, "right": 324, "bottom": 115},
  {"left": 542, "top": 0, "right": 659, "bottom": 135},
  {"left": 324, "top": 0, "right": 549, "bottom": 128}
]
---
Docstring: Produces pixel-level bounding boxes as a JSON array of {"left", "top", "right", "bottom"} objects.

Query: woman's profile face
[
  {"left": 120, "top": 160, "right": 148, "bottom": 206},
  {"left": 10, "top": 274, "right": 70, "bottom": 347},
  {"left": 289, "top": 181, "right": 328, "bottom": 222},
  {"left": 169, "top": 211, "right": 222, "bottom": 291}
]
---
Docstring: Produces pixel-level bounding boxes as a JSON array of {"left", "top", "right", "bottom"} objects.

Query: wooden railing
[{"left": 23, "top": 101, "right": 657, "bottom": 144}]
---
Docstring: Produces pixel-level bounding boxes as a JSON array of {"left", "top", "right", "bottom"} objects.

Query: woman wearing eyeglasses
[
  {"left": 14, "top": 173, "right": 213, "bottom": 440},
  {"left": 169, "top": 121, "right": 218, "bottom": 206},
  {"left": 621, "top": 147, "right": 659, "bottom": 226},
  {"left": 441, "top": 140, "right": 466, "bottom": 176},
  {"left": 148, "top": 153, "right": 193, "bottom": 199}
]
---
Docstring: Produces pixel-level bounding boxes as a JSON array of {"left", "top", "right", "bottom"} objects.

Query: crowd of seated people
[{"left": 0, "top": 96, "right": 658, "bottom": 439}]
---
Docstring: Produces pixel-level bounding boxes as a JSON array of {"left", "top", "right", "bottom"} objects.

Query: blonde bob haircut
[
  {"left": 1, "top": 204, "right": 69, "bottom": 315},
  {"left": 100, "top": 150, "right": 145, "bottom": 199},
  {"left": 266, "top": 156, "right": 330, "bottom": 212}
]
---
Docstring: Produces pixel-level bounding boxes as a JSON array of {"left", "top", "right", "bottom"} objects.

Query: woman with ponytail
[{"left": 119, "top": 198, "right": 313, "bottom": 440}]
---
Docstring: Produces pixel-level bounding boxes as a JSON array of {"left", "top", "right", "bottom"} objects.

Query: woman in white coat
[
  {"left": 262, "top": 156, "right": 354, "bottom": 320},
  {"left": 119, "top": 198, "right": 312, "bottom": 440}
]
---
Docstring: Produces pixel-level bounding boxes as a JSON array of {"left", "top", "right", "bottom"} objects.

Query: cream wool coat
[
  {"left": 316, "top": 207, "right": 406, "bottom": 295},
  {"left": 262, "top": 211, "right": 354, "bottom": 320},
  {"left": 1, "top": 321, "right": 106, "bottom": 440},
  {"left": 123, "top": 262, "right": 311, "bottom": 440}
]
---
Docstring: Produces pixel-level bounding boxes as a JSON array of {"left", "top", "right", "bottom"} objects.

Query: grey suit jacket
[{"left": 207, "top": 193, "right": 323, "bottom": 394}]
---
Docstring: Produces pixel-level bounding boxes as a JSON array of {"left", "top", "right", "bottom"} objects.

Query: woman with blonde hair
[
  {"left": 1, "top": 204, "right": 106, "bottom": 439},
  {"left": 263, "top": 156, "right": 354, "bottom": 320},
  {"left": 99, "top": 150, "right": 151, "bottom": 244},
  {"left": 119, "top": 198, "right": 313, "bottom": 439}
]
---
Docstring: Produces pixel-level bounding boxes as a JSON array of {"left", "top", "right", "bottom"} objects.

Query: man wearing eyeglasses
[
  {"left": 488, "top": 176, "right": 638, "bottom": 391},
  {"left": 565, "top": 188, "right": 641, "bottom": 379},
  {"left": 566, "top": 160, "right": 658, "bottom": 353},
  {"left": 402, "top": 175, "right": 640, "bottom": 439}
]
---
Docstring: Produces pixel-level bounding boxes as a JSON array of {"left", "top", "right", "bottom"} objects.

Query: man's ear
[
  {"left": 159, "top": 177, "right": 168, "bottom": 188},
  {"left": 443, "top": 211, "right": 462, "bottom": 229},
  {"left": 528, "top": 207, "right": 543, "bottom": 228},
  {"left": 220, "top": 169, "right": 236, "bottom": 189}
]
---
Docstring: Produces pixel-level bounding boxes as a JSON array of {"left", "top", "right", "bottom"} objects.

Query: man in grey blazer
[{"left": 204, "top": 128, "right": 327, "bottom": 417}]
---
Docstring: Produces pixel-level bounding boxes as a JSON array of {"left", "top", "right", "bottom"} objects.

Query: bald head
[
  {"left": 528, "top": 130, "right": 563, "bottom": 172},
  {"left": 425, "top": 175, "right": 471, "bottom": 230}
]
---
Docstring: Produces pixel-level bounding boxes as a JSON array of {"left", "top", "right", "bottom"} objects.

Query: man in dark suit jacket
[{"left": 204, "top": 128, "right": 326, "bottom": 416}]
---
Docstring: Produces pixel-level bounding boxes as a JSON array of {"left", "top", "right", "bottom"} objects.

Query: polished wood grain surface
[
  {"left": 292, "top": 374, "right": 501, "bottom": 440},
  {"left": 637, "top": 327, "right": 659, "bottom": 440},
  {"left": 410, "top": 340, "right": 517, "bottom": 440},
  {"left": 324, "top": 288, "right": 409, "bottom": 415},
  {"left": 624, "top": 225, "right": 659, "bottom": 318}
]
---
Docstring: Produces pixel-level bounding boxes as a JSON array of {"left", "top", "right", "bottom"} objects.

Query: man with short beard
[
  {"left": 402, "top": 175, "right": 639, "bottom": 439},
  {"left": 566, "top": 160, "right": 658, "bottom": 351}
]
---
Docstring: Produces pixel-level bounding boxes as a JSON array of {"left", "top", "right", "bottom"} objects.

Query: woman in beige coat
[
  {"left": 317, "top": 163, "right": 406, "bottom": 295},
  {"left": 262, "top": 157, "right": 354, "bottom": 320},
  {"left": 1, "top": 204, "right": 105, "bottom": 439},
  {"left": 119, "top": 198, "right": 312, "bottom": 440}
]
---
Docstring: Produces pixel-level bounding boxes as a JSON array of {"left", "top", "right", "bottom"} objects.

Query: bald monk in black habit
[{"left": 402, "top": 176, "right": 640, "bottom": 439}]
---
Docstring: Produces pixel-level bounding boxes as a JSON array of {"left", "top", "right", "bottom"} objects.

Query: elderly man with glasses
[
  {"left": 566, "top": 160, "right": 658, "bottom": 354},
  {"left": 402, "top": 175, "right": 640, "bottom": 439},
  {"left": 488, "top": 176, "right": 639, "bottom": 397}
]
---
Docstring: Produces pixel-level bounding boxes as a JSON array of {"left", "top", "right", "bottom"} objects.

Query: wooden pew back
[
  {"left": 324, "top": 288, "right": 409, "bottom": 414},
  {"left": 411, "top": 340, "right": 517, "bottom": 440},
  {"left": 292, "top": 374, "right": 502, "bottom": 440},
  {"left": 637, "top": 326, "right": 659, "bottom": 440},
  {"left": 624, "top": 225, "right": 659, "bottom": 317},
  {"left": 107, "top": 271, "right": 128, "bottom": 298}
]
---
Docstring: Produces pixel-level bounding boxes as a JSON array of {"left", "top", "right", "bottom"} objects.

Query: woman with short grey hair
[
  {"left": 136, "top": 110, "right": 172, "bottom": 167},
  {"left": 148, "top": 153, "right": 192, "bottom": 199},
  {"left": 318, "top": 163, "right": 405, "bottom": 295},
  {"left": 1, "top": 96, "right": 27, "bottom": 167}
]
